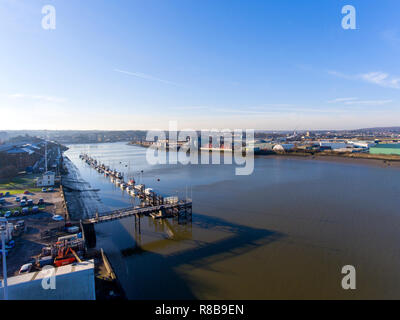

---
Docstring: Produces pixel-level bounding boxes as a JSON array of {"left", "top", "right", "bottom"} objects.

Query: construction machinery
[{"left": 54, "top": 247, "right": 80, "bottom": 267}]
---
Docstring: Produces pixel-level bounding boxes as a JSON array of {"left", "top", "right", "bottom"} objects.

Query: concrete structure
[
  {"left": 348, "top": 140, "right": 376, "bottom": 149},
  {"left": 319, "top": 141, "right": 348, "bottom": 150},
  {"left": 273, "top": 144, "right": 295, "bottom": 152},
  {"left": 36, "top": 171, "right": 55, "bottom": 187},
  {"left": 369, "top": 144, "right": 400, "bottom": 156},
  {"left": 0, "top": 260, "right": 95, "bottom": 300},
  {"left": 245, "top": 142, "right": 274, "bottom": 153}
]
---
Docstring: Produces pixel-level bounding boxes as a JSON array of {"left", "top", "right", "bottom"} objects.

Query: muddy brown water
[{"left": 65, "top": 142, "right": 400, "bottom": 299}]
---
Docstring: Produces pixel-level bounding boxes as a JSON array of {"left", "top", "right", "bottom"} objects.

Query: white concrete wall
[{"left": 0, "top": 260, "right": 95, "bottom": 300}]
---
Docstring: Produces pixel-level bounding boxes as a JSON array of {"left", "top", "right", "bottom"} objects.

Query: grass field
[{"left": 0, "top": 175, "right": 41, "bottom": 194}]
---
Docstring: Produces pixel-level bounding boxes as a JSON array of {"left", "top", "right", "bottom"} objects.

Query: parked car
[
  {"left": 13, "top": 210, "right": 20, "bottom": 216},
  {"left": 15, "top": 197, "right": 21, "bottom": 202},
  {"left": 5, "top": 192, "right": 10, "bottom": 197},
  {"left": 22, "top": 207, "right": 29, "bottom": 215},
  {"left": 38, "top": 198, "right": 44, "bottom": 205},
  {"left": 48, "top": 187, "right": 54, "bottom": 192},
  {"left": 67, "top": 226, "right": 79, "bottom": 233},
  {"left": 27, "top": 199, "right": 34, "bottom": 206},
  {"left": 14, "top": 220, "right": 25, "bottom": 231},
  {"left": 19, "top": 263, "right": 32, "bottom": 274},
  {"left": 52, "top": 215, "right": 64, "bottom": 221},
  {"left": 22, "top": 196, "right": 27, "bottom": 201},
  {"left": 20, "top": 200, "right": 27, "bottom": 207},
  {"left": 32, "top": 206, "right": 39, "bottom": 213},
  {"left": 0, "top": 198, "right": 5, "bottom": 204},
  {"left": 5, "top": 211, "right": 11, "bottom": 218},
  {"left": 41, "top": 188, "right": 47, "bottom": 192}
]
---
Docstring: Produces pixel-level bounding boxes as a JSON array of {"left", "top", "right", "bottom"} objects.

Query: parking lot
[
  {"left": 0, "top": 188, "right": 65, "bottom": 219},
  {"left": 0, "top": 188, "right": 68, "bottom": 277}
]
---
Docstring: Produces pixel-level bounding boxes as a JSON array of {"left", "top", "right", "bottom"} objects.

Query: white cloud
[
  {"left": 328, "top": 70, "right": 400, "bottom": 89},
  {"left": 328, "top": 97, "right": 358, "bottom": 103},
  {"left": 328, "top": 97, "right": 393, "bottom": 105},
  {"left": 7, "top": 93, "right": 66, "bottom": 103},
  {"left": 360, "top": 72, "right": 400, "bottom": 89},
  {"left": 344, "top": 99, "right": 393, "bottom": 106},
  {"left": 114, "top": 69, "right": 181, "bottom": 86}
]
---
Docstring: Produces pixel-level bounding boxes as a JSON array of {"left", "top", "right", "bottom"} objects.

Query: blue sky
[{"left": 0, "top": 0, "right": 399, "bottom": 130}]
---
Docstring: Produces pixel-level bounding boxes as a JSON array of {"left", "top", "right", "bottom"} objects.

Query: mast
[{"left": 45, "top": 138, "right": 48, "bottom": 172}]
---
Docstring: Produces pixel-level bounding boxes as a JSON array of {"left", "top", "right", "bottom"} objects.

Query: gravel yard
[{"left": 0, "top": 188, "right": 67, "bottom": 277}]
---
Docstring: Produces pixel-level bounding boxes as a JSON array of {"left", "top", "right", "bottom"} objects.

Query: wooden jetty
[
  {"left": 78, "top": 153, "right": 193, "bottom": 237},
  {"left": 79, "top": 153, "right": 170, "bottom": 206}
]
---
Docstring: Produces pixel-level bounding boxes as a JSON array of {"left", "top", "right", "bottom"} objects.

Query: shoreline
[
  {"left": 129, "top": 141, "right": 400, "bottom": 168},
  {"left": 61, "top": 156, "right": 106, "bottom": 221},
  {"left": 262, "top": 152, "right": 400, "bottom": 168}
]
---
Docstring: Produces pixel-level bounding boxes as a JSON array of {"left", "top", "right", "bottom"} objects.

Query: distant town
[{"left": 1, "top": 127, "right": 400, "bottom": 179}]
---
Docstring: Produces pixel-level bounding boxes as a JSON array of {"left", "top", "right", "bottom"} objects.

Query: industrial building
[
  {"left": 273, "top": 144, "right": 295, "bottom": 152},
  {"left": 36, "top": 171, "right": 56, "bottom": 187},
  {"left": 0, "top": 260, "right": 95, "bottom": 300},
  {"left": 369, "top": 144, "right": 400, "bottom": 156}
]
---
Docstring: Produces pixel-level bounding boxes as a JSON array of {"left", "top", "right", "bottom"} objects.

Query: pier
[
  {"left": 84, "top": 200, "right": 192, "bottom": 224},
  {"left": 79, "top": 153, "right": 173, "bottom": 206},
  {"left": 78, "top": 153, "right": 193, "bottom": 225}
]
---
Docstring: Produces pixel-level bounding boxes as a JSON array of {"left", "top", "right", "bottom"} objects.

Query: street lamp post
[{"left": 0, "top": 217, "right": 8, "bottom": 300}]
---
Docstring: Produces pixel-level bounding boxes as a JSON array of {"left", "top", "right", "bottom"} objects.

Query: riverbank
[
  {"left": 61, "top": 156, "right": 106, "bottom": 221},
  {"left": 129, "top": 140, "right": 400, "bottom": 167},
  {"left": 61, "top": 156, "right": 126, "bottom": 299},
  {"left": 266, "top": 151, "right": 400, "bottom": 168}
]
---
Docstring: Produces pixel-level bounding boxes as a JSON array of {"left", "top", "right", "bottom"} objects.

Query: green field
[{"left": 0, "top": 175, "right": 42, "bottom": 194}]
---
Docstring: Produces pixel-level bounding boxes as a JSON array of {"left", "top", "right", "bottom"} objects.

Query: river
[{"left": 65, "top": 142, "right": 400, "bottom": 299}]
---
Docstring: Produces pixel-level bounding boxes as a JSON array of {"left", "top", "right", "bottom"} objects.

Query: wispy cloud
[
  {"left": 114, "top": 69, "right": 181, "bottom": 86},
  {"left": 214, "top": 106, "right": 342, "bottom": 115},
  {"left": 344, "top": 99, "right": 393, "bottom": 106},
  {"left": 172, "top": 106, "right": 210, "bottom": 111},
  {"left": 360, "top": 72, "right": 400, "bottom": 89},
  {"left": 7, "top": 94, "right": 66, "bottom": 103},
  {"left": 327, "top": 97, "right": 358, "bottom": 103},
  {"left": 328, "top": 97, "right": 393, "bottom": 106},
  {"left": 328, "top": 70, "right": 400, "bottom": 89}
]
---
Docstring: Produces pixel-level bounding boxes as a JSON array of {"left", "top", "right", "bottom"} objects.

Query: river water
[{"left": 65, "top": 142, "right": 400, "bottom": 299}]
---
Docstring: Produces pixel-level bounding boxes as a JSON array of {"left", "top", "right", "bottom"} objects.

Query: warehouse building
[
  {"left": 369, "top": 144, "right": 400, "bottom": 156},
  {"left": 0, "top": 260, "right": 95, "bottom": 300}
]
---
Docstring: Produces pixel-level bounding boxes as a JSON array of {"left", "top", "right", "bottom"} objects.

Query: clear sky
[{"left": 1, "top": 0, "right": 399, "bottom": 130}]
